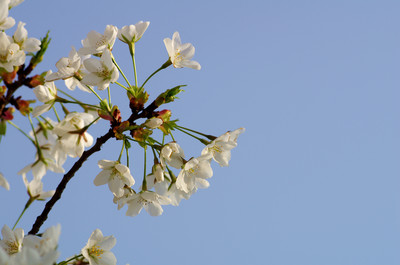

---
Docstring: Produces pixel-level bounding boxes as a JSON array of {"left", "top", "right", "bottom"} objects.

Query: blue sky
[{"left": 1, "top": 0, "right": 400, "bottom": 264}]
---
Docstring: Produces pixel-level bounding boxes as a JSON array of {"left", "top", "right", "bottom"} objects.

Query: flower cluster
[
  {"left": 0, "top": 225, "right": 116, "bottom": 265},
  {"left": 0, "top": 2, "right": 244, "bottom": 264}
]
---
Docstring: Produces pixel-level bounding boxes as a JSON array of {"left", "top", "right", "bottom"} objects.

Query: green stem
[
  {"left": 125, "top": 142, "right": 130, "bottom": 168},
  {"left": 7, "top": 121, "right": 35, "bottom": 143},
  {"left": 83, "top": 117, "right": 100, "bottom": 131},
  {"left": 117, "top": 140, "right": 125, "bottom": 162},
  {"left": 130, "top": 45, "right": 138, "bottom": 87},
  {"left": 175, "top": 126, "right": 207, "bottom": 143},
  {"left": 28, "top": 114, "right": 44, "bottom": 159},
  {"left": 176, "top": 125, "right": 215, "bottom": 139},
  {"left": 86, "top": 85, "right": 103, "bottom": 102},
  {"left": 52, "top": 106, "right": 60, "bottom": 122},
  {"left": 58, "top": 89, "right": 81, "bottom": 103},
  {"left": 112, "top": 56, "right": 132, "bottom": 88},
  {"left": 140, "top": 59, "right": 172, "bottom": 89},
  {"left": 12, "top": 198, "right": 34, "bottom": 230},
  {"left": 59, "top": 99, "right": 101, "bottom": 110},
  {"left": 38, "top": 116, "right": 55, "bottom": 129},
  {"left": 57, "top": 254, "right": 83, "bottom": 265},
  {"left": 169, "top": 130, "right": 176, "bottom": 142},
  {"left": 125, "top": 136, "right": 161, "bottom": 147},
  {"left": 115, "top": 81, "right": 129, "bottom": 91},
  {"left": 107, "top": 86, "right": 112, "bottom": 106},
  {"left": 142, "top": 146, "right": 147, "bottom": 190}
]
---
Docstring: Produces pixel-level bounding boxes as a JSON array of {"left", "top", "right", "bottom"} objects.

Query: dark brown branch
[
  {"left": 28, "top": 97, "right": 161, "bottom": 235},
  {"left": 28, "top": 129, "right": 114, "bottom": 235}
]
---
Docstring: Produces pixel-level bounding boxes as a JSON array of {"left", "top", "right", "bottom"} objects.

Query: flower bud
[{"left": 143, "top": 117, "right": 163, "bottom": 129}]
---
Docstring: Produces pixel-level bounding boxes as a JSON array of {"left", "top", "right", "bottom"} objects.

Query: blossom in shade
[
  {"left": 81, "top": 229, "right": 117, "bottom": 265},
  {"left": 163, "top": 31, "right": 201, "bottom": 70}
]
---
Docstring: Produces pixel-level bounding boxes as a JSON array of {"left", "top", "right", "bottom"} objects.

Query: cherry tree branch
[{"left": 28, "top": 129, "right": 114, "bottom": 235}]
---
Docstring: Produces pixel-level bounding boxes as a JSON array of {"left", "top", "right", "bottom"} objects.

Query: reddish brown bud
[
  {"left": 1, "top": 107, "right": 15, "bottom": 120},
  {"left": 131, "top": 127, "right": 152, "bottom": 142},
  {"left": 128, "top": 91, "right": 149, "bottom": 112},
  {"left": 0, "top": 86, "right": 6, "bottom": 97},
  {"left": 113, "top": 121, "right": 130, "bottom": 140},
  {"left": 29, "top": 74, "right": 45, "bottom": 87},
  {"left": 14, "top": 97, "right": 34, "bottom": 116},
  {"left": 157, "top": 109, "right": 171, "bottom": 122},
  {"left": 2, "top": 70, "right": 17, "bottom": 84}
]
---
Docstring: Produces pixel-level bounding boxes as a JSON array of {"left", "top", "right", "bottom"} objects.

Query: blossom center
[
  {"left": 96, "top": 37, "right": 108, "bottom": 48},
  {"left": 89, "top": 245, "right": 105, "bottom": 258},
  {"left": 138, "top": 197, "right": 150, "bottom": 206},
  {"left": 5, "top": 240, "right": 20, "bottom": 255},
  {"left": 210, "top": 144, "right": 222, "bottom": 154}
]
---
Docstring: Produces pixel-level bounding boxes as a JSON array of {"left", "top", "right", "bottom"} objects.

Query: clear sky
[{"left": 1, "top": 0, "right": 400, "bottom": 264}]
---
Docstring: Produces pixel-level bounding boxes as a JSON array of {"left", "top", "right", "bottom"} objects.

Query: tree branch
[{"left": 28, "top": 129, "right": 114, "bottom": 235}]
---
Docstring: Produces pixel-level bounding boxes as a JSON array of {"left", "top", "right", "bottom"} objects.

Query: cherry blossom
[
  {"left": 79, "top": 25, "right": 118, "bottom": 56},
  {"left": 81, "top": 229, "right": 117, "bottom": 265},
  {"left": 94, "top": 160, "right": 135, "bottom": 197},
  {"left": 163, "top": 31, "right": 201, "bottom": 70},
  {"left": 118, "top": 21, "right": 150, "bottom": 44},
  {"left": 81, "top": 49, "right": 119, "bottom": 90}
]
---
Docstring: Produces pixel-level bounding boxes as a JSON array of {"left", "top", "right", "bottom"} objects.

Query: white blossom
[
  {"left": 118, "top": 21, "right": 150, "bottom": 44},
  {"left": 160, "top": 142, "right": 185, "bottom": 169},
  {"left": 81, "top": 49, "right": 119, "bottom": 90},
  {"left": 122, "top": 191, "right": 171, "bottom": 217},
  {"left": 0, "top": 172, "right": 9, "bottom": 190},
  {"left": 81, "top": 229, "right": 117, "bottom": 265},
  {"left": 202, "top": 128, "right": 245, "bottom": 167},
  {"left": 0, "top": 0, "right": 15, "bottom": 30},
  {"left": 0, "top": 32, "right": 25, "bottom": 72},
  {"left": 22, "top": 175, "right": 55, "bottom": 200},
  {"left": 8, "top": 0, "right": 24, "bottom": 8},
  {"left": 94, "top": 160, "right": 135, "bottom": 197},
  {"left": 11, "top": 22, "right": 41, "bottom": 52},
  {"left": 32, "top": 76, "right": 57, "bottom": 117},
  {"left": 53, "top": 112, "right": 95, "bottom": 158},
  {"left": 7, "top": 247, "right": 58, "bottom": 265},
  {"left": 23, "top": 224, "right": 61, "bottom": 257},
  {"left": 175, "top": 156, "right": 213, "bottom": 194},
  {"left": 45, "top": 47, "right": 90, "bottom": 92},
  {"left": 79, "top": 25, "right": 118, "bottom": 56},
  {"left": 146, "top": 175, "right": 190, "bottom": 206},
  {"left": 163, "top": 31, "right": 201, "bottom": 70},
  {"left": 0, "top": 225, "right": 24, "bottom": 255},
  {"left": 143, "top": 117, "right": 163, "bottom": 129}
]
